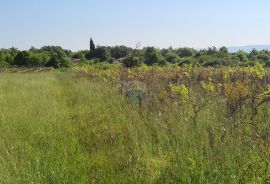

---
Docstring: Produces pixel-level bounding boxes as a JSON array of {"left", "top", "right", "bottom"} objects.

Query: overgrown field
[{"left": 1, "top": 65, "right": 270, "bottom": 183}]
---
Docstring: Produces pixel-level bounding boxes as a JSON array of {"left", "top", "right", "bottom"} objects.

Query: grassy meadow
[{"left": 0, "top": 66, "right": 270, "bottom": 183}]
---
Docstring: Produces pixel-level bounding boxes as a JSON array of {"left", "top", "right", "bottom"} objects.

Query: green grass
[{"left": 0, "top": 71, "right": 269, "bottom": 183}]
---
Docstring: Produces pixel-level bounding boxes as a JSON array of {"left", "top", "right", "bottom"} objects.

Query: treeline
[
  {"left": 0, "top": 46, "right": 70, "bottom": 68},
  {"left": 1, "top": 40, "right": 270, "bottom": 68},
  {"left": 72, "top": 41, "right": 270, "bottom": 68}
]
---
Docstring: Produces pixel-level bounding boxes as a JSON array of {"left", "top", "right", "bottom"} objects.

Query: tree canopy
[{"left": 2, "top": 41, "right": 270, "bottom": 68}]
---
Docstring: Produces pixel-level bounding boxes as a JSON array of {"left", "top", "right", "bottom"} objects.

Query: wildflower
[
  {"left": 200, "top": 81, "right": 215, "bottom": 93},
  {"left": 170, "top": 84, "right": 189, "bottom": 102}
]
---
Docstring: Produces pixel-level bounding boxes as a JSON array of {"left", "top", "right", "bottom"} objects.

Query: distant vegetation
[{"left": 2, "top": 39, "right": 270, "bottom": 68}]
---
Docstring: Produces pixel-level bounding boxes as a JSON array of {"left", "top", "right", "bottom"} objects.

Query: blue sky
[{"left": 1, "top": 0, "right": 270, "bottom": 50}]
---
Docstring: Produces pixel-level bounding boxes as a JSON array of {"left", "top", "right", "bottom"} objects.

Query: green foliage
[
  {"left": 177, "top": 47, "right": 195, "bottom": 58},
  {"left": 207, "top": 46, "right": 218, "bottom": 55},
  {"left": 85, "top": 47, "right": 110, "bottom": 62},
  {"left": 0, "top": 60, "right": 10, "bottom": 67},
  {"left": 219, "top": 46, "right": 229, "bottom": 53},
  {"left": 43, "top": 46, "right": 70, "bottom": 68},
  {"left": 0, "top": 48, "right": 18, "bottom": 65},
  {"left": 85, "top": 51, "right": 94, "bottom": 60},
  {"left": 72, "top": 51, "right": 87, "bottom": 59},
  {"left": 202, "top": 58, "right": 234, "bottom": 67},
  {"left": 158, "top": 57, "right": 168, "bottom": 66},
  {"left": 3, "top": 44, "right": 270, "bottom": 68},
  {"left": 93, "top": 47, "right": 111, "bottom": 61},
  {"left": 122, "top": 55, "right": 141, "bottom": 68},
  {"left": 216, "top": 46, "right": 229, "bottom": 58},
  {"left": 165, "top": 51, "right": 179, "bottom": 63},
  {"left": 13, "top": 51, "right": 31, "bottom": 66},
  {"left": 90, "top": 38, "right": 95, "bottom": 51},
  {"left": 46, "top": 56, "right": 69, "bottom": 68},
  {"left": 250, "top": 48, "right": 259, "bottom": 57},
  {"left": 237, "top": 51, "right": 248, "bottom": 62},
  {"left": 178, "top": 58, "right": 194, "bottom": 66},
  {"left": 144, "top": 47, "right": 164, "bottom": 66},
  {"left": 110, "top": 46, "right": 131, "bottom": 59}
]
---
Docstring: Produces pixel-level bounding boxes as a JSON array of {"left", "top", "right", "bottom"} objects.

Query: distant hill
[{"left": 228, "top": 45, "right": 270, "bottom": 53}]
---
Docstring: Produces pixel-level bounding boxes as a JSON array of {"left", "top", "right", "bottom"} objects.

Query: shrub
[
  {"left": 178, "top": 58, "right": 194, "bottom": 66},
  {"left": 165, "top": 51, "right": 179, "bottom": 64},
  {"left": 144, "top": 47, "right": 162, "bottom": 66},
  {"left": 93, "top": 47, "right": 111, "bottom": 62},
  {"left": 177, "top": 47, "right": 195, "bottom": 57},
  {"left": 123, "top": 56, "right": 141, "bottom": 68},
  {"left": 13, "top": 51, "right": 30, "bottom": 66},
  {"left": 0, "top": 60, "right": 10, "bottom": 67}
]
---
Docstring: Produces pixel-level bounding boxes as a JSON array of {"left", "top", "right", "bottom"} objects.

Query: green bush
[
  {"left": 0, "top": 60, "right": 10, "bottom": 67},
  {"left": 123, "top": 56, "right": 141, "bottom": 68}
]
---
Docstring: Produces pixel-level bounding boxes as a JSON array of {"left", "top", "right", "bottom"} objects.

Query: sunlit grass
[{"left": 0, "top": 71, "right": 269, "bottom": 183}]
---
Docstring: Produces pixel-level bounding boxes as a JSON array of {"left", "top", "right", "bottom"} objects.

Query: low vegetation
[{"left": 1, "top": 63, "right": 270, "bottom": 183}]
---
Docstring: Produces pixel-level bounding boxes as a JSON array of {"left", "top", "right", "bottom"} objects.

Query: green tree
[
  {"left": 165, "top": 51, "right": 179, "bottom": 64},
  {"left": 122, "top": 55, "right": 141, "bottom": 68},
  {"left": 217, "top": 46, "right": 230, "bottom": 58},
  {"left": 93, "top": 47, "right": 110, "bottom": 62},
  {"left": 219, "top": 46, "right": 229, "bottom": 53},
  {"left": 144, "top": 47, "right": 162, "bottom": 65},
  {"left": 41, "top": 46, "right": 69, "bottom": 68},
  {"left": 177, "top": 47, "right": 195, "bottom": 57},
  {"left": 250, "top": 49, "right": 259, "bottom": 57},
  {"left": 237, "top": 51, "right": 248, "bottom": 62},
  {"left": 207, "top": 47, "right": 218, "bottom": 55},
  {"left": 0, "top": 50, "right": 10, "bottom": 67},
  {"left": 14, "top": 51, "right": 30, "bottom": 66},
  {"left": 110, "top": 46, "right": 131, "bottom": 59},
  {"left": 27, "top": 52, "right": 51, "bottom": 67},
  {"left": 90, "top": 38, "right": 95, "bottom": 52}
]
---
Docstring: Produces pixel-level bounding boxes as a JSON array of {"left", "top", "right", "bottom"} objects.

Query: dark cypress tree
[{"left": 90, "top": 38, "right": 95, "bottom": 52}]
